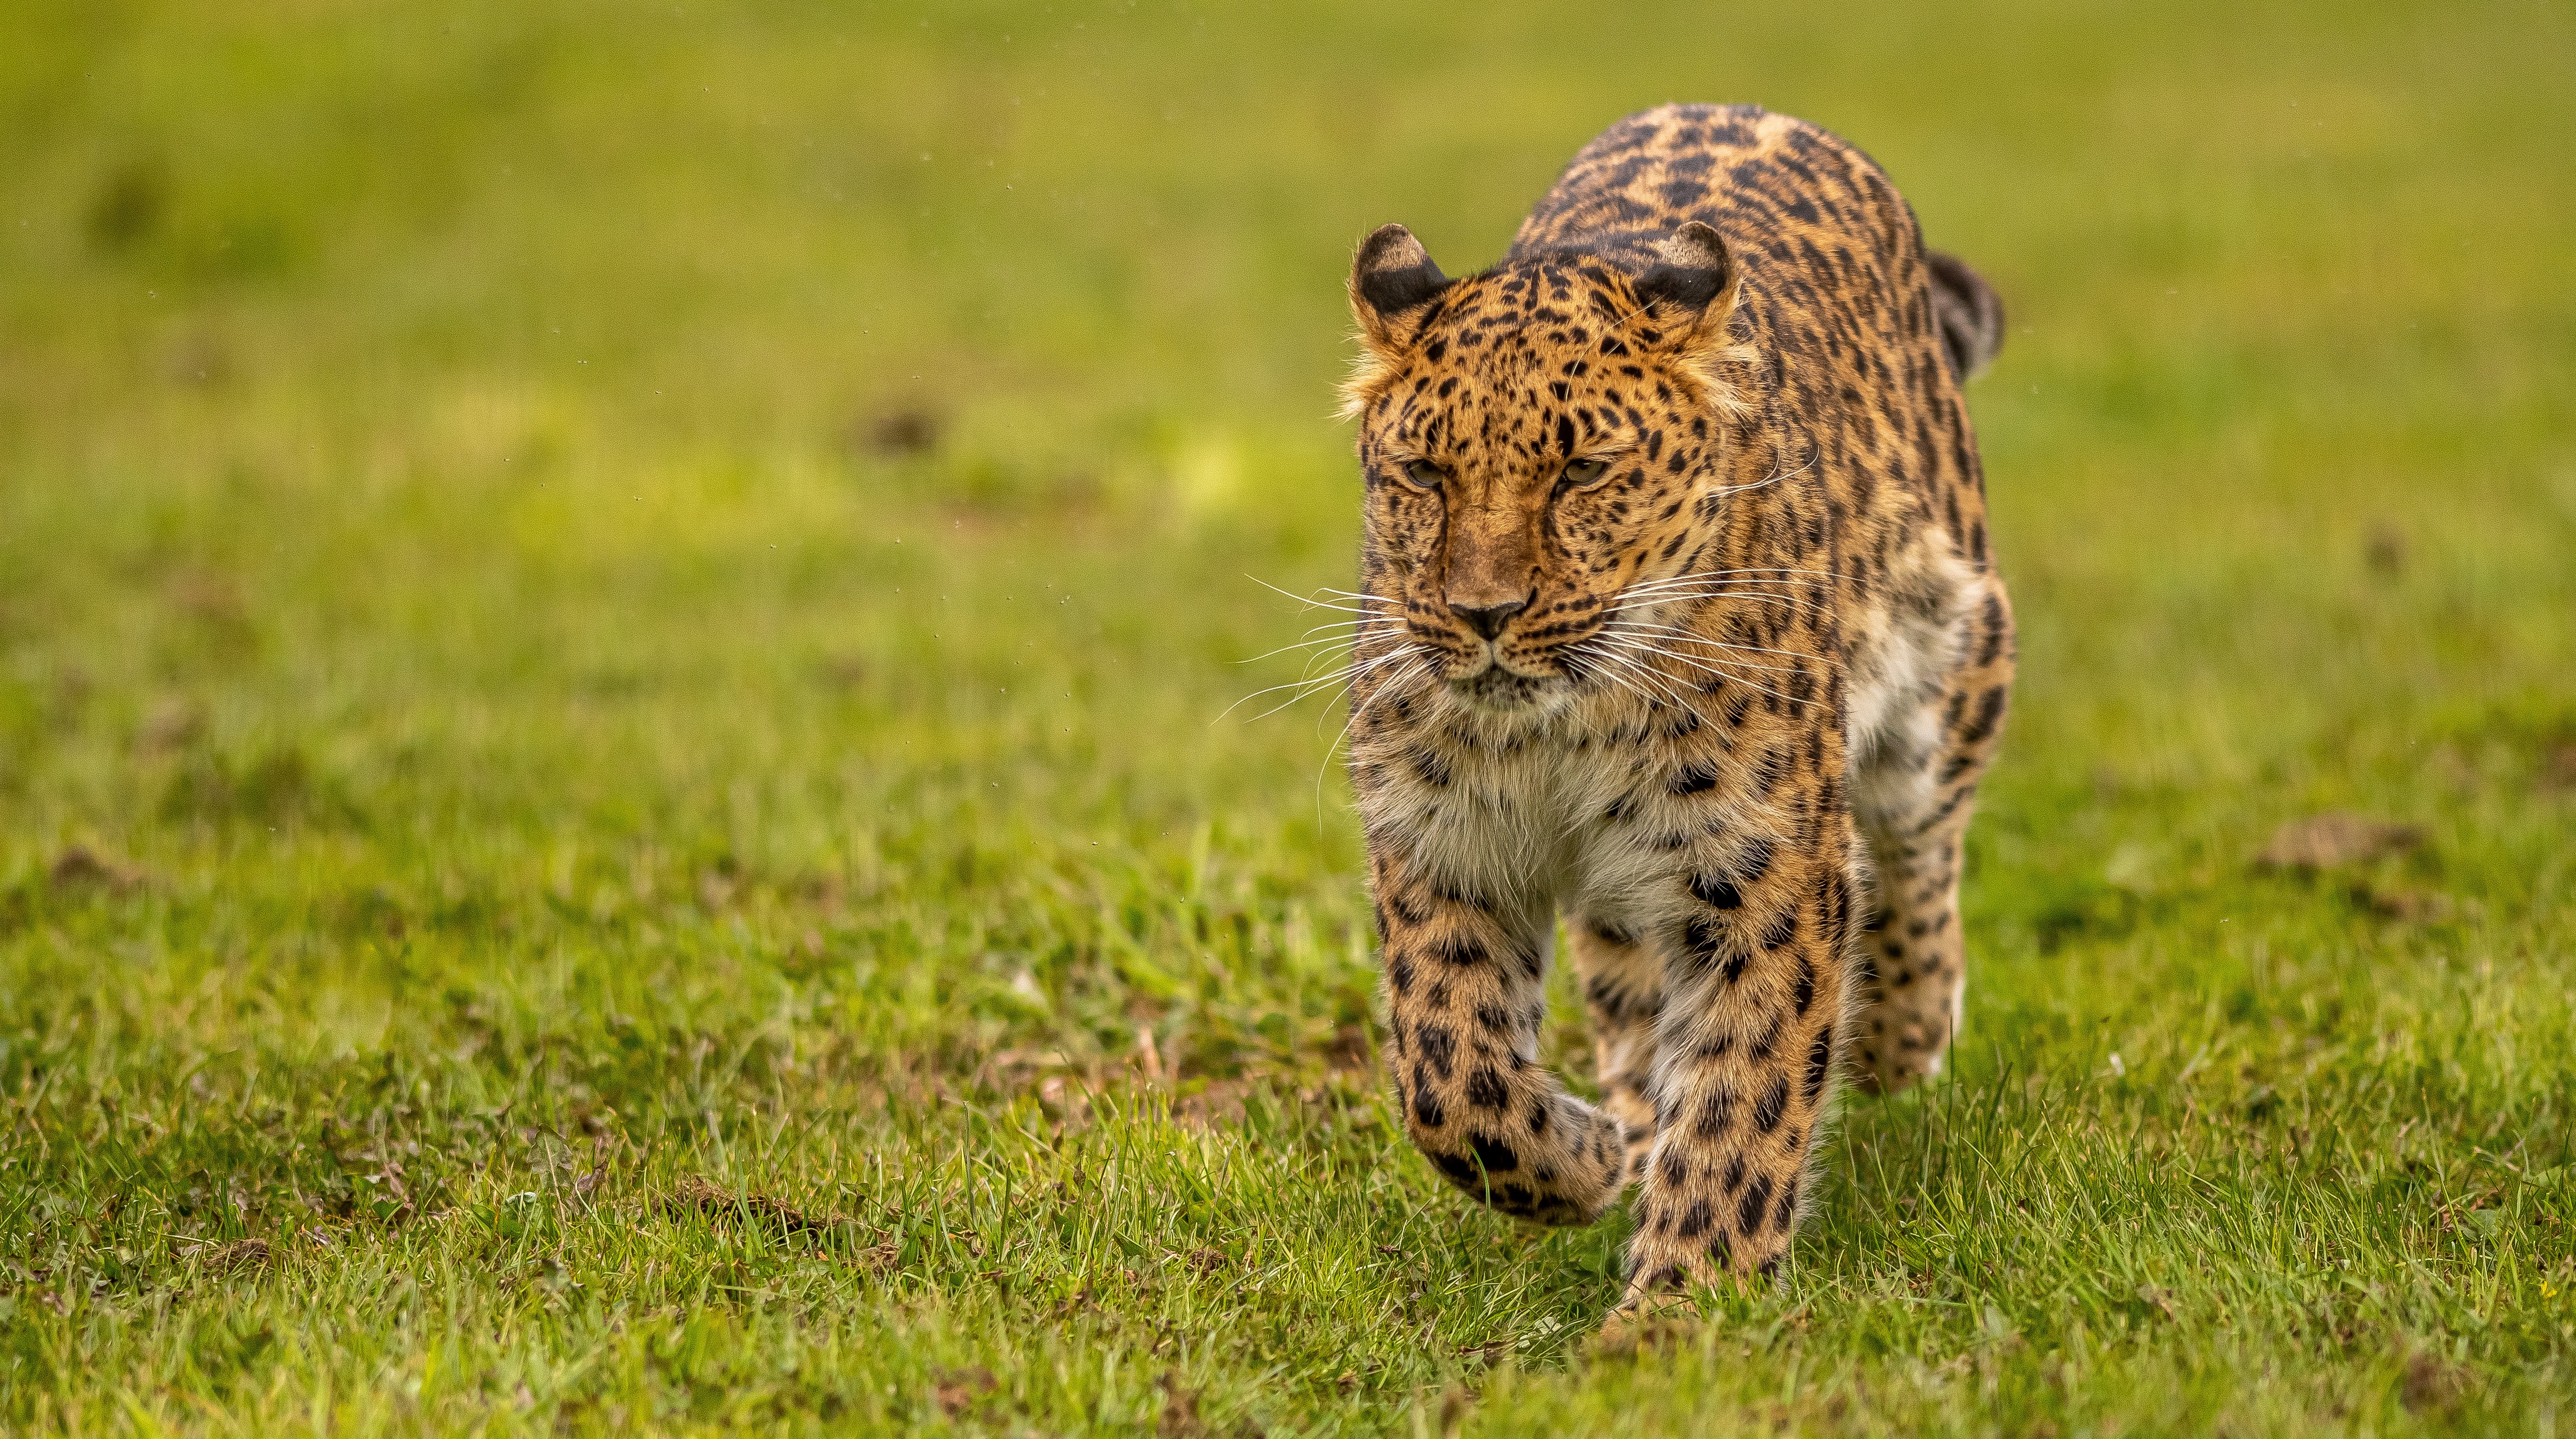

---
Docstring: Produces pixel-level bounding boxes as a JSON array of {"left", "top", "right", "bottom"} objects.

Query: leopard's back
[{"left": 1513, "top": 105, "right": 1990, "bottom": 580}]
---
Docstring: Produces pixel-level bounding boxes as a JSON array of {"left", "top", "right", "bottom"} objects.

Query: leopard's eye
[
  {"left": 1398, "top": 460, "right": 1446, "bottom": 492},
  {"left": 1558, "top": 458, "right": 1613, "bottom": 491}
]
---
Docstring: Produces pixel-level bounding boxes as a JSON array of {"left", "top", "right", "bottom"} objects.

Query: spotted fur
[{"left": 1338, "top": 105, "right": 2015, "bottom": 1312}]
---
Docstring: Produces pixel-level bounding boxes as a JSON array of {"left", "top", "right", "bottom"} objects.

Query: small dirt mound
[{"left": 2256, "top": 813, "right": 2424, "bottom": 871}]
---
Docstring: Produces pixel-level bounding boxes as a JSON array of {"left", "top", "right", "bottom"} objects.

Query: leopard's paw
[{"left": 1587, "top": 1285, "right": 1701, "bottom": 1358}]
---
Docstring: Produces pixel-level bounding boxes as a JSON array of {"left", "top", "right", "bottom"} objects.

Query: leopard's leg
[
  {"left": 1849, "top": 579, "right": 2014, "bottom": 1094},
  {"left": 1616, "top": 821, "right": 1859, "bottom": 1304},
  {"left": 1371, "top": 850, "right": 1628, "bottom": 1226},
  {"left": 1569, "top": 915, "right": 1666, "bottom": 1186}
]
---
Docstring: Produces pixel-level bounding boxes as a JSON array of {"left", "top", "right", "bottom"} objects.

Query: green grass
[{"left": 5, "top": 0, "right": 2575, "bottom": 1433}]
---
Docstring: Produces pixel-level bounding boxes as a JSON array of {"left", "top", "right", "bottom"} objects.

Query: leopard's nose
[{"left": 1448, "top": 597, "right": 1527, "bottom": 640}]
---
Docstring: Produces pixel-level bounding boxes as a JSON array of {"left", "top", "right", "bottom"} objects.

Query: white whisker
[
  {"left": 1599, "top": 620, "right": 1816, "bottom": 669},
  {"left": 1593, "top": 629, "right": 1796, "bottom": 679},
  {"left": 1219, "top": 639, "right": 1415, "bottom": 724},
  {"left": 1587, "top": 632, "right": 1807, "bottom": 707},
  {"left": 1315, "top": 656, "right": 1432, "bottom": 814},
  {"left": 1577, "top": 637, "right": 1704, "bottom": 711},
  {"left": 1245, "top": 574, "right": 1408, "bottom": 613},
  {"left": 1256, "top": 645, "right": 1422, "bottom": 725},
  {"left": 1696, "top": 435, "right": 1821, "bottom": 503},
  {"left": 1626, "top": 566, "right": 1838, "bottom": 584},
  {"left": 1566, "top": 646, "right": 1662, "bottom": 711},
  {"left": 1234, "top": 623, "right": 1409, "bottom": 667}
]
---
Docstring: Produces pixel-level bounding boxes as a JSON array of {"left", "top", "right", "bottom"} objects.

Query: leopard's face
[{"left": 1346, "top": 243, "right": 1745, "bottom": 716}]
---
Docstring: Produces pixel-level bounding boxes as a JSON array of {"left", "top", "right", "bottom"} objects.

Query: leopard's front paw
[
  {"left": 1411, "top": 1095, "right": 1627, "bottom": 1226},
  {"left": 1588, "top": 1272, "right": 1701, "bottom": 1357},
  {"left": 1614, "top": 1207, "right": 1785, "bottom": 1316},
  {"left": 1615, "top": 1239, "right": 1723, "bottom": 1314}
]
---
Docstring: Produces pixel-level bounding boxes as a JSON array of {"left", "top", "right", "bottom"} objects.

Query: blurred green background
[{"left": 3, "top": 1, "right": 2573, "bottom": 1434}]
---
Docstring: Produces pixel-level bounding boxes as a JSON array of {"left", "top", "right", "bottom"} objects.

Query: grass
[{"left": 3, "top": 0, "right": 2574, "bottom": 1432}]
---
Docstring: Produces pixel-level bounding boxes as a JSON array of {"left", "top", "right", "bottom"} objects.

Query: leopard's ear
[
  {"left": 1635, "top": 222, "right": 1754, "bottom": 419},
  {"left": 1635, "top": 221, "right": 1736, "bottom": 332},
  {"left": 1343, "top": 224, "right": 1454, "bottom": 419},
  {"left": 1348, "top": 224, "right": 1453, "bottom": 346}
]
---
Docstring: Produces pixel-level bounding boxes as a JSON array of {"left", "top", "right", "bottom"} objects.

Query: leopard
[{"left": 1335, "top": 103, "right": 2014, "bottom": 1316}]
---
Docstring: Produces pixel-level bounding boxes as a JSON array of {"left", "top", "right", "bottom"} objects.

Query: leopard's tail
[{"left": 1926, "top": 251, "right": 2005, "bottom": 381}]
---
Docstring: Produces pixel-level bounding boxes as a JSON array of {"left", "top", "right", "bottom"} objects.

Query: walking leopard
[{"left": 1338, "top": 103, "right": 2013, "bottom": 1312}]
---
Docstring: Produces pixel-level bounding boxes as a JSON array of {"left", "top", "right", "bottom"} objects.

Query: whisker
[
  {"left": 1592, "top": 628, "right": 1803, "bottom": 678},
  {"left": 1577, "top": 637, "right": 1705, "bottom": 712},
  {"left": 1600, "top": 621, "right": 1816, "bottom": 668},
  {"left": 1599, "top": 643, "right": 1800, "bottom": 680},
  {"left": 1554, "top": 653, "right": 1637, "bottom": 751},
  {"left": 1619, "top": 655, "right": 1713, "bottom": 720},
  {"left": 1602, "top": 642, "right": 1804, "bottom": 677},
  {"left": 1697, "top": 436, "right": 1821, "bottom": 503},
  {"left": 1566, "top": 646, "right": 1660, "bottom": 711},
  {"left": 1621, "top": 580, "right": 1833, "bottom": 600},
  {"left": 1233, "top": 621, "right": 1410, "bottom": 666},
  {"left": 1316, "top": 657, "right": 1432, "bottom": 813},
  {"left": 1298, "top": 585, "right": 1408, "bottom": 609},
  {"left": 1617, "top": 595, "right": 1814, "bottom": 623},
  {"left": 1602, "top": 616, "right": 1813, "bottom": 657},
  {"left": 1617, "top": 579, "right": 1834, "bottom": 612},
  {"left": 1218, "top": 674, "right": 1348, "bottom": 724},
  {"left": 1292, "top": 615, "right": 1403, "bottom": 638},
  {"left": 1626, "top": 566, "right": 1839, "bottom": 583},
  {"left": 1218, "top": 641, "right": 1414, "bottom": 723},
  {"left": 1615, "top": 656, "right": 1701, "bottom": 714},
  {"left": 1588, "top": 634, "right": 1806, "bottom": 706},
  {"left": 1245, "top": 575, "right": 1408, "bottom": 613},
  {"left": 1618, "top": 584, "right": 1830, "bottom": 609},
  {"left": 1308, "top": 643, "right": 1432, "bottom": 736},
  {"left": 1254, "top": 644, "right": 1421, "bottom": 725}
]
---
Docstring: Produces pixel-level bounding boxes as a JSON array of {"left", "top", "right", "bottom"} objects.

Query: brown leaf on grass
[
  {"left": 50, "top": 845, "right": 147, "bottom": 894},
  {"left": 189, "top": 1238, "right": 273, "bottom": 1273},
  {"left": 166, "top": 568, "right": 247, "bottom": 626},
  {"left": 1037, "top": 1074, "right": 1093, "bottom": 1125},
  {"left": 862, "top": 408, "right": 941, "bottom": 457},
  {"left": 662, "top": 1174, "right": 847, "bottom": 1238},
  {"left": 696, "top": 868, "right": 738, "bottom": 910},
  {"left": 814, "top": 655, "right": 869, "bottom": 690},
  {"left": 1156, "top": 1379, "right": 1208, "bottom": 1439},
  {"left": 2364, "top": 522, "right": 2406, "bottom": 577},
  {"left": 1174, "top": 1080, "right": 1251, "bottom": 1132},
  {"left": 2256, "top": 813, "right": 2425, "bottom": 871},
  {"left": 2401, "top": 1351, "right": 2468, "bottom": 1413},
  {"left": 2351, "top": 884, "right": 2455, "bottom": 923},
  {"left": 934, "top": 1366, "right": 996, "bottom": 1417},
  {"left": 1156, "top": 1375, "right": 1262, "bottom": 1439},
  {"left": 1325, "top": 1023, "right": 1373, "bottom": 1074},
  {"left": 1436, "top": 1384, "right": 1476, "bottom": 1438},
  {"left": 137, "top": 696, "right": 206, "bottom": 753},
  {"left": 2544, "top": 743, "right": 2576, "bottom": 792},
  {"left": 1584, "top": 1296, "right": 1698, "bottom": 1359}
]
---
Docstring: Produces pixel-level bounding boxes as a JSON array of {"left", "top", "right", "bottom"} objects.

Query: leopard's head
[{"left": 1340, "top": 222, "right": 1757, "bottom": 715}]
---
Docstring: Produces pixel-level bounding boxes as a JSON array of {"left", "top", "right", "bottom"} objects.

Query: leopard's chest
[{"left": 1359, "top": 700, "right": 1772, "bottom": 920}]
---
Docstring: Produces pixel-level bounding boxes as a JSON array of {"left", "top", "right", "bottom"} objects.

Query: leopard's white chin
[{"left": 1447, "top": 661, "right": 1566, "bottom": 712}]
